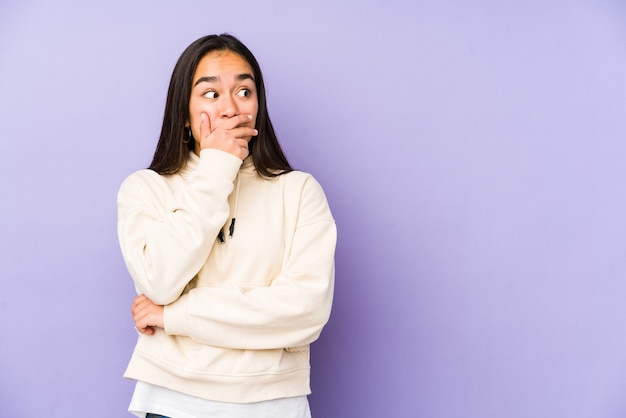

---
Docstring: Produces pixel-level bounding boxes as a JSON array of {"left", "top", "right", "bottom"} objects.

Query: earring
[{"left": 183, "top": 127, "right": 192, "bottom": 144}]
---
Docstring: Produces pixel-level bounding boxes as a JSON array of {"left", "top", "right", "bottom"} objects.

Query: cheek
[
  {"left": 189, "top": 106, "right": 219, "bottom": 132},
  {"left": 249, "top": 104, "right": 259, "bottom": 125}
]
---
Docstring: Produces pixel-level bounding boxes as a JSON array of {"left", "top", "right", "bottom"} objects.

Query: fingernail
[
  {"left": 248, "top": 114, "right": 253, "bottom": 120},
  {"left": 253, "top": 129, "right": 259, "bottom": 135},
  {"left": 201, "top": 113, "right": 206, "bottom": 121}
]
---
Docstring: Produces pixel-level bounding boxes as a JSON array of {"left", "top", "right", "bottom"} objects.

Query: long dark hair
[{"left": 148, "top": 34, "right": 292, "bottom": 178}]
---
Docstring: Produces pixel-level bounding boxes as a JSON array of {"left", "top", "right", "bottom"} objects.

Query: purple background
[{"left": 2, "top": 1, "right": 626, "bottom": 417}]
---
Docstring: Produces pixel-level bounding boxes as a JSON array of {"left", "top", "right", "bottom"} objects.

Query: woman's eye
[
  {"left": 237, "top": 88, "right": 250, "bottom": 97},
  {"left": 203, "top": 91, "right": 218, "bottom": 99}
]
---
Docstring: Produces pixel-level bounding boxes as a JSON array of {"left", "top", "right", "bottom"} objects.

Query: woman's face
[{"left": 187, "top": 50, "right": 259, "bottom": 154}]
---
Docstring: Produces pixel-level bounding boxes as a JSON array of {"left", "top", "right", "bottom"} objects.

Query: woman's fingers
[
  {"left": 199, "top": 112, "right": 212, "bottom": 138},
  {"left": 199, "top": 114, "right": 257, "bottom": 159},
  {"left": 131, "top": 295, "right": 164, "bottom": 334}
]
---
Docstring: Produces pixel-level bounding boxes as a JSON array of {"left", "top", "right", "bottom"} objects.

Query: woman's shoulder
[
  {"left": 118, "top": 168, "right": 173, "bottom": 199},
  {"left": 279, "top": 169, "right": 316, "bottom": 183},
  {"left": 278, "top": 170, "right": 329, "bottom": 200},
  {"left": 279, "top": 170, "right": 333, "bottom": 221},
  {"left": 121, "top": 168, "right": 164, "bottom": 186},
  {"left": 276, "top": 170, "right": 322, "bottom": 191}
]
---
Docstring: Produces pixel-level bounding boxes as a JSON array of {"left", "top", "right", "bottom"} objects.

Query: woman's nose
[{"left": 220, "top": 95, "right": 238, "bottom": 118}]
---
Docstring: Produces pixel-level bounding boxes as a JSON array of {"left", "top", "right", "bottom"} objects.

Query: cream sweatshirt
[{"left": 117, "top": 149, "right": 336, "bottom": 403}]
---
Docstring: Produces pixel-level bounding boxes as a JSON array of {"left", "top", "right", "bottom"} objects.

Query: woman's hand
[
  {"left": 198, "top": 112, "right": 257, "bottom": 160},
  {"left": 131, "top": 294, "right": 164, "bottom": 335}
]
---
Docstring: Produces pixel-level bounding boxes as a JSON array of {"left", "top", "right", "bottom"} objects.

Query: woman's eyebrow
[
  {"left": 194, "top": 76, "right": 218, "bottom": 87},
  {"left": 237, "top": 73, "right": 254, "bottom": 82},
  {"left": 193, "top": 73, "right": 254, "bottom": 87}
]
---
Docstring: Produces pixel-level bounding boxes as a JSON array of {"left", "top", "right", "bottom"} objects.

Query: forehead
[{"left": 194, "top": 50, "right": 254, "bottom": 80}]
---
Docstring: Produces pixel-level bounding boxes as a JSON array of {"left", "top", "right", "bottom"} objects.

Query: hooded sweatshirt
[{"left": 117, "top": 148, "right": 336, "bottom": 403}]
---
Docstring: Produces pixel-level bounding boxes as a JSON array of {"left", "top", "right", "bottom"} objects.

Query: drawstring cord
[{"left": 217, "top": 173, "right": 240, "bottom": 243}]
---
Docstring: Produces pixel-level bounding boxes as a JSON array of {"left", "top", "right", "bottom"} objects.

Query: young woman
[{"left": 117, "top": 34, "right": 336, "bottom": 417}]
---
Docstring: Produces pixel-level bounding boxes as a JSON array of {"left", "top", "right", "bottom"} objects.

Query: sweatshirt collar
[{"left": 183, "top": 151, "right": 255, "bottom": 178}]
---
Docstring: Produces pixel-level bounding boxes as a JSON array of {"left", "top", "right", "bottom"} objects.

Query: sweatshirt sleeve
[
  {"left": 117, "top": 149, "right": 242, "bottom": 305},
  {"left": 163, "top": 174, "right": 337, "bottom": 349}
]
